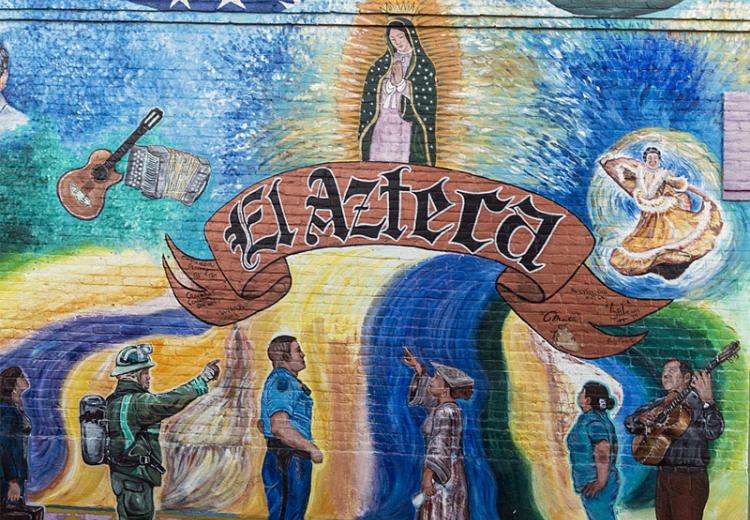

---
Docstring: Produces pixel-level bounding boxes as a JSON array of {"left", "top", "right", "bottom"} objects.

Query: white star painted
[
  {"left": 170, "top": 0, "right": 191, "bottom": 7},
  {"left": 218, "top": 0, "right": 247, "bottom": 7}
]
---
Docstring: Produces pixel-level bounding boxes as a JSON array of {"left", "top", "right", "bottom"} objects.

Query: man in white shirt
[{"left": 0, "top": 43, "right": 28, "bottom": 134}]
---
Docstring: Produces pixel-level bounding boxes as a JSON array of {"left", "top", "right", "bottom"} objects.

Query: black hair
[
  {"left": 583, "top": 381, "right": 615, "bottom": 411},
  {"left": 384, "top": 19, "right": 416, "bottom": 55},
  {"left": 642, "top": 146, "right": 661, "bottom": 162},
  {"left": 268, "top": 335, "right": 299, "bottom": 363},
  {"left": 0, "top": 366, "right": 24, "bottom": 404},
  {"left": 665, "top": 358, "right": 692, "bottom": 376},
  {"left": 450, "top": 385, "right": 473, "bottom": 401}
]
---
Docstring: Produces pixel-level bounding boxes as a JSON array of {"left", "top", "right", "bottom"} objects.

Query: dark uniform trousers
[
  {"left": 111, "top": 472, "right": 154, "bottom": 520},
  {"left": 106, "top": 377, "right": 209, "bottom": 520}
]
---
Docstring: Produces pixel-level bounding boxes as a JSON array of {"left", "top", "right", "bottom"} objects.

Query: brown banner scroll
[{"left": 164, "top": 162, "right": 669, "bottom": 358}]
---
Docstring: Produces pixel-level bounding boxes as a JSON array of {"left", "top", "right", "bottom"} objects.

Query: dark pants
[
  {"left": 656, "top": 466, "right": 709, "bottom": 520},
  {"left": 110, "top": 472, "right": 155, "bottom": 520},
  {"left": 262, "top": 448, "right": 312, "bottom": 520}
]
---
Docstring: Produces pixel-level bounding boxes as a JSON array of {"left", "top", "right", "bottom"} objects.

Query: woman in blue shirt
[
  {"left": 566, "top": 381, "right": 619, "bottom": 520},
  {"left": 0, "top": 366, "right": 31, "bottom": 506}
]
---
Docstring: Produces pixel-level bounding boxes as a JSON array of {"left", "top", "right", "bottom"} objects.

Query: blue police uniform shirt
[
  {"left": 260, "top": 368, "right": 314, "bottom": 441},
  {"left": 566, "top": 410, "right": 618, "bottom": 493}
]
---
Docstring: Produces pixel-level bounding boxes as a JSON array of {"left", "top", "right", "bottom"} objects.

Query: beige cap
[{"left": 432, "top": 362, "right": 474, "bottom": 389}]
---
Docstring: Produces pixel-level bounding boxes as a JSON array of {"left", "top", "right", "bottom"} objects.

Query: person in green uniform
[{"left": 106, "top": 343, "right": 220, "bottom": 520}]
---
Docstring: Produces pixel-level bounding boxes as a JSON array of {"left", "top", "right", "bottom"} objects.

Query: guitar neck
[
  {"left": 103, "top": 125, "right": 150, "bottom": 170},
  {"left": 102, "top": 108, "right": 163, "bottom": 171},
  {"left": 658, "top": 354, "right": 727, "bottom": 419},
  {"left": 660, "top": 387, "right": 693, "bottom": 418}
]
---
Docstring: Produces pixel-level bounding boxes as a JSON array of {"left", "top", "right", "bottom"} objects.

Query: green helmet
[{"left": 111, "top": 343, "right": 156, "bottom": 377}]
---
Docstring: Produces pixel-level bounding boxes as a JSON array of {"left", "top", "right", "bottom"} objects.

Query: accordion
[{"left": 124, "top": 145, "right": 211, "bottom": 206}]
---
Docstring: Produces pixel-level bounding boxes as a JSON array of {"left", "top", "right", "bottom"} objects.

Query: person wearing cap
[
  {"left": 403, "top": 347, "right": 473, "bottom": 520},
  {"left": 0, "top": 43, "right": 28, "bottom": 134},
  {"left": 259, "top": 335, "right": 323, "bottom": 520},
  {"left": 106, "top": 343, "right": 220, "bottom": 520}
]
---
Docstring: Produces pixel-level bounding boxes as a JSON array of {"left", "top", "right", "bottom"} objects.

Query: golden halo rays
[{"left": 335, "top": 0, "right": 468, "bottom": 169}]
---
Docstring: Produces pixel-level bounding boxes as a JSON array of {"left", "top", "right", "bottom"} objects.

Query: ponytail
[{"left": 583, "top": 381, "right": 615, "bottom": 411}]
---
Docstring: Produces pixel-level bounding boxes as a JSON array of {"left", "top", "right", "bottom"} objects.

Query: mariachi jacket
[
  {"left": 106, "top": 377, "right": 209, "bottom": 486},
  {"left": 0, "top": 401, "right": 30, "bottom": 482}
]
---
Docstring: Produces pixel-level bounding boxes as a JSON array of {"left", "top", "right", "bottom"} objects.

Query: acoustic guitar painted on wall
[
  {"left": 632, "top": 340, "right": 740, "bottom": 465},
  {"left": 57, "top": 108, "right": 163, "bottom": 220}
]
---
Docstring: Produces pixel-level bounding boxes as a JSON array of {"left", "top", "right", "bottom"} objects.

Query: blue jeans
[
  {"left": 262, "top": 448, "right": 312, "bottom": 520},
  {"left": 580, "top": 471, "right": 619, "bottom": 520}
]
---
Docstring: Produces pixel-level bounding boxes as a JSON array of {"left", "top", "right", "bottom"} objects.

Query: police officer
[
  {"left": 107, "top": 343, "right": 220, "bottom": 520},
  {"left": 260, "top": 336, "right": 323, "bottom": 520}
]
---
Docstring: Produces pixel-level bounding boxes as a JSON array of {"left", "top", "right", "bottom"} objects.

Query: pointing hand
[{"left": 200, "top": 359, "right": 221, "bottom": 382}]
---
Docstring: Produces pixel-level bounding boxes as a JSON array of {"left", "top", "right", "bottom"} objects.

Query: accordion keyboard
[
  {"left": 142, "top": 155, "right": 161, "bottom": 197},
  {"left": 125, "top": 145, "right": 211, "bottom": 205}
]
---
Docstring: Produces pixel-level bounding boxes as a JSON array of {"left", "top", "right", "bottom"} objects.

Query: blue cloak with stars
[{"left": 358, "top": 18, "right": 437, "bottom": 166}]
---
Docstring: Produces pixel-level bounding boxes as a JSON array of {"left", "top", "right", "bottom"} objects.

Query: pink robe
[{"left": 369, "top": 51, "right": 413, "bottom": 163}]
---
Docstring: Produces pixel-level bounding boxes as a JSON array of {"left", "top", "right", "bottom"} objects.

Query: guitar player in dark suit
[{"left": 624, "top": 359, "right": 724, "bottom": 520}]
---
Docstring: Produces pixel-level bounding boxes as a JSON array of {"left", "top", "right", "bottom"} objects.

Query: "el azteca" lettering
[{"left": 223, "top": 165, "right": 565, "bottom": 274}]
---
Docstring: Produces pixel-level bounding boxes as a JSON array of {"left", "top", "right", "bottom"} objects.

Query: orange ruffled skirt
[{"left": 610, "top": 189, "right": 723, "bottom": 279}]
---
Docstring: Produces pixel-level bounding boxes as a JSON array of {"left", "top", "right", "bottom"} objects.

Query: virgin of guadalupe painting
[
  {"left": 600, "top": 147, "right": 723, "bottom": 280},
  {"left": 358, "top": 18, "right": 437, "bottom": 166}
]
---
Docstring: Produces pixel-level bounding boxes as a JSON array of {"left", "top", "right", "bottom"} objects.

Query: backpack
[{"left": 79, "top": 394, "right": 109, "bottom": 465}]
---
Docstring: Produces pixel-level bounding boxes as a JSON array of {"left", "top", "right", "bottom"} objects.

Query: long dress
[
  {"left": 409, "top": 374, "right": 469, "bottom": 520},
  {"left": 607, "top": 162, "right": 723, "bottom": 279},
  {"left": 359, "top": 18, "right": 437, "bottom": 166},
  {"left": 368, "top": 51, "right": 413, "bottom": 163}
]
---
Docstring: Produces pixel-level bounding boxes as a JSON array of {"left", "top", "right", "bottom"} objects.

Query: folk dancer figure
[
  {"left": 106, "top": 344, "right": 220, "bottom": 520},
  {"left": 624, "top": 359, "right": 723, "bottom": 520},
  {"left": 600, "top": 147, "right": 722, "bottom": 279}
]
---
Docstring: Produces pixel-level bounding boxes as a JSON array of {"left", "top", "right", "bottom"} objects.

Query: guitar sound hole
[{"left": 93, "top": 166, "right": 109, "bottom": 181}]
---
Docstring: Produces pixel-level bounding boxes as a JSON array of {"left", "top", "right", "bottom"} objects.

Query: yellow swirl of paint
[
  {"left": 37, "top": 246, "right": 433, "bottom": 518},
  {"left": 0, "top": 249, "right": 167, "bottom": 348},
  {"left": 503, "top": 313, "right": 625, "bottom": 520},
  {"left": 238, "top": 246, "right": 433, "bottom": 518},
  {"left": 37, "top": 330, "right": 227, "bottom": 508}
]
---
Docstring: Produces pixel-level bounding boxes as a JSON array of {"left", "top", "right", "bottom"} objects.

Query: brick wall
[{"left": 0, "top": 1, "right": 747, "bottom": 519}]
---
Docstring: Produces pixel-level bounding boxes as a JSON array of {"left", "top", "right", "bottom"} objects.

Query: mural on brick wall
[
  {"left": 0, "top": 0, "right": 749, "bottom": 519},
  {"left": 56, "top": 107, "right": 213, "bottom": 221},
  {"left": 544, "top": 0, "right": 686, "bottom": 17},
  {"left": 599, "top": 137, "right": 724, "bottom": 280},
  {"left": 358, "top": 18, "right": 437, "bottom": 166}
]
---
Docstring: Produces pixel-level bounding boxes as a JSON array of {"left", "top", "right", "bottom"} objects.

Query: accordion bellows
[{"left": 125, "top": 145, "right": 211, "bottom": 206}]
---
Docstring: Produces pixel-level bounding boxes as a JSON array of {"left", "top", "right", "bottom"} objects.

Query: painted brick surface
[
  {"left": 0, "top": 2, "right": 748, "bottom": 520},
  {"left": 724, "top": 92, "right": 750, "bottom": 200}
]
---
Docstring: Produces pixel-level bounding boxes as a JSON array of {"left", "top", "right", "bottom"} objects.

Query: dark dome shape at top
[{"left": 547, "top": 0, "right": 685, "bottom": 17}]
